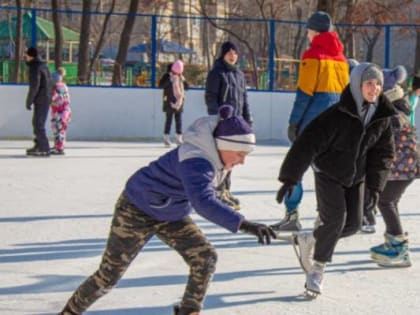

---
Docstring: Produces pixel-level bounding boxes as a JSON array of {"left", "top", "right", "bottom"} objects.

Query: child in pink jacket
[{"left": 50, "top": 67, "right": 71, "bottom": 155}]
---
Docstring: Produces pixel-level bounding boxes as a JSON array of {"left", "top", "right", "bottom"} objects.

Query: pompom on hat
[
  {"left": 382, "top": 65, "right": 407, "bottom": 92},
  {"left": 219, "top": 41, "right": 238, "bottom": 58},
  {"left": 306, "top": 11, "right": 332, "bottom": 33},
  {"left": 214, "top": 105, "right": 256, "bottom": 152},
  {"left": 171, "top": 59, "right": 184, "bottom": 74}
]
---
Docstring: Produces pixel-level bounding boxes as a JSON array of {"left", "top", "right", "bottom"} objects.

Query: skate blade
[
  {"left": 304, "top": 288, "right": 320, "bottom": 299},
  {"left": 371, "top": 254, "right": 412, "bottom": 268}
]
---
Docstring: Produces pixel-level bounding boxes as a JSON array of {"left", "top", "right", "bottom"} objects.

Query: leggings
[
  {"left": 164, "top": 110, "right": 182, "bottom": 135},
  {"left": 61, "top": 193, "right": 217, "bottom": 313}
]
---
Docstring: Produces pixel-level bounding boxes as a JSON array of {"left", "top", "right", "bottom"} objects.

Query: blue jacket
[
  {"left": 124, "top": 116, "right": 244, "bottom": 232},
  {"left": 205, "top": 58, "right": 252, "bottom": 124}
]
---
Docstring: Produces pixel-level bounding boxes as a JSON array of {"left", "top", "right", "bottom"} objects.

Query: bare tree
[
  {"left": 13, "top": 0, "right": 23, "bottom": 83},
  {"left": 51, "top": 0, "right": 63, "bottom": 70},
  {"left": 316, "top": 0, "right": 335, "bottom": 15},
  {"left": 112, "top": 0, "right": 140, "bottom": 85},
  {"left": 88, "top": 0, "right": 116, "bottom": 79},
  {"left": 415, "top": 29, "right": 420, "bottom": 73},
  {"left": 77, "top": 0, "right": 92, "bottom": 84}
]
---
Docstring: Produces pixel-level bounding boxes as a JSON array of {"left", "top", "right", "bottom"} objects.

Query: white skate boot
[
  {"left": 291, "top": 231, "right": 316, "bottom": 273},
  {"left": 175, "top": 134, "right": 183, "bottom": 145},
  {"left": 163, "top": 134, "right": 172, "bottom": 147},
  {"left": 305, "top": 261, "right": 325, "bottom": 298}
]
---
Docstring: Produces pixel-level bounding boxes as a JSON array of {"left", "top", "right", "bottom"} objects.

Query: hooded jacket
[
  {"left": 279, "top": 69, "right": 396, "bottom": 192},
  {"left": 124, "top": 116, "right": 244, "bottom": 232},
  {"left": 25, "top": 57, "right": 52, "bottom": 108},
  {"left": 205, "top": 58, "right": 252, "bottom": 124},
  {"left": 289, "top": 31, "right": 349, "bottom": 134}
]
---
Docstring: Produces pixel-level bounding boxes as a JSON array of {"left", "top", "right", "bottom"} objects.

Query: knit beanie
[
  {"left": 214, "top": 105, "right": 256, "bottom": 152},
  {"left": 52, "top": 72, "right": 62, "bottom": 84},
  {"left": 26, "top": 47, "right": 38, "bottom": 58},
  {"left": 219, "top": 41, "right": 238, "bottom": 58},
  {"left": 382, "top": 65, "right": 407, "bottom": 92},
  {"left": 306, "top": 11, "right": 332, "bottom": 33},
  {"left": 171, "top": 59, "right": 184, "bottom": 74},
  {"left": 361, "top": 64, "right": 384, "bottom": 86},
  {"left": 412, "top": 71, "right": 420, "bottom": 90}
]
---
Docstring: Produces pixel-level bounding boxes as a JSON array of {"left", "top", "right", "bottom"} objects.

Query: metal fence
[{"left": 0, "top": 6, "right": 418, "bottom": 91}]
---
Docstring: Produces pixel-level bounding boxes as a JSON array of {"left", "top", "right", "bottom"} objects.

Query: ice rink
[{"left": 1, "top": 140, "right": 419, "bottom": 315}]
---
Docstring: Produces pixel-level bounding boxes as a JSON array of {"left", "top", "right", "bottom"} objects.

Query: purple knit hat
[
  {"left": 219, "top": 41, "right": 238, "bottom": 58},
  {"left": 214, "top": 105, "right": 256, "bottom": 152},
  {"left": 382, "top": 65, "right": 407, "bottom": 92}
]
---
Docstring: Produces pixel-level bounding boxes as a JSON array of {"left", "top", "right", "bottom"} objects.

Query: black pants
[
  {"left": 377, "top": 179, "right": 412, "bottom": 236},
  {"left": 32, "top": 102, "right": 50, "bottom": 151},
  {"left": 164, "top": 110, "right": 182, "bottom": 135},
  {"left": 313, "top": 172, "right": 363, "bottom": 262}
]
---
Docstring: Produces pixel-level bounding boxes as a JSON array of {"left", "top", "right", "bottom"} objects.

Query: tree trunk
[
  {"left": 77, "top": 0, "right": 93, "bottom": 84},
  {"left": 112, "top": 0, "right": 139, "bottom": 86},
  {"left": 317, "top": 0, "right": 335, "bottom": 15},
  {"left": 51, "top": 0, "right": 63, "bottom": 70},
  {"left": 13, "top": 0, "right": 23, "bottom": 83},
  {"left": 88, "top": 0, "right": 116, "bottom": 80}
]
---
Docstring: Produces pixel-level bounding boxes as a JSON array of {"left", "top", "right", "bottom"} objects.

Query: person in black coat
[
  {"left": 159, "top": 59, "right": 189, "bottom": 147},
  {"left": 275, "top": 63, "right": 396, "bottom": 296},
  {"left": 24, "top": 47, "right": 52, "bottom": 156},
  {"left": 204, "top": 41, "right": 253, "bottom": 210}
]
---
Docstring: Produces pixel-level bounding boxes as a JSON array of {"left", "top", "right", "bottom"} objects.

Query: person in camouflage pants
[
  {"left": 61, "top": 193, "right": 217, "bottom": 314},
  {"left": 60, "top": 105, "right": 275, "bottom": 315}
]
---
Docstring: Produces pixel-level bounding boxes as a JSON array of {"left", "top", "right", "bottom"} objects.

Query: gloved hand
[
  {"left": 240, "top": 220, "right": 277, "bottom": 244},
  {"left": 365, "top": 190, "right": 380, "bottom": 213},
  {"left": 276, "top": 181, "right": 295, "bottom": 204},
  {"left": 287, "top": 124, "right": 298, "bottom": 142},
  {"left": 26, "top": 103, "right": 32, "bottom": 111}
]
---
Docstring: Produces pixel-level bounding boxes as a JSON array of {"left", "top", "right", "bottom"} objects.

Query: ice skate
[
  {"left": 304, "top": 261, "right": 325, "bottom": 298},
  {"left": 217, "top": 189, "right": 240, "bottom": 211},
  {"left": 163, "top": 134, "right": 172, "bottom": 147},
  {"left": 291, "top": 231, "right": 315, "bottom": 273},
  {"left": 370, "top": 233, "right": 411, "bottom": 267},
  {"left": 175, "top": 134, "right": 183, "bottom": 145},
  {"left": 270, "top": 210, "right": 302, "bottom": 232},
  {"left": 360, "top": 210, "right": 376, "bottom": 234}
]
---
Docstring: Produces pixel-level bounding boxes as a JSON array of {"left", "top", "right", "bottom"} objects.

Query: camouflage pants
[{"left": 61, "top": 192, "right": 217, "bottom": 314}]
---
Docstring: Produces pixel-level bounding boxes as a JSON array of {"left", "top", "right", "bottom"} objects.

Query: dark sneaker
[
  {"left": 26, "top": 147, "right": 50, "bottom": 157},
  {"left": 173, "top": 305, "right": 201, "bottom": 315},
  {"left": 50, "top": 147, "right": 65, "bottom": 155}
]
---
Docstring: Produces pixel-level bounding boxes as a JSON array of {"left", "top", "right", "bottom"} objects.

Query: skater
[
  {"left": 271, "top": 11, "right": 349, "bottom": 232},
  {"left": 159, "top": 59, "right": 189, "bottom": 147},
  {"left": 24, "top": 46, "right": 52, "bottom": 156},
  {"left": 276, "top": 63, "right": 395, "bottom": 296},
  {"left": 59, "top": 105, "right": 276, "bottom": 315},
  {"left": 361, "top": 65, "right": 407, "bottom": 233},
  {"left": 50, "top": 67, "right": 71, "bottom": 155},
  {"left": 406, "top": 70, "right": 420, "bottom": 126},
  {"left": 368, "top": 66, "right": 420, "bottom": 267},
  {"left": 205, "top": 41, "right": 253, "bottom": 210}
]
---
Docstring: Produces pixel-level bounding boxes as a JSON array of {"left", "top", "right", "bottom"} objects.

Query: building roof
[{"left": 0, "top": 12, "right": 79, "bottom": 41}]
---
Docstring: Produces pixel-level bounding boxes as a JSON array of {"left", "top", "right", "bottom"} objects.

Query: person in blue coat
[
  {"left": 205, "top": 41, "right": 253, "bottom": 211},
  {"left": 59, "top": 105, "right": 276, "bottom": 315}
]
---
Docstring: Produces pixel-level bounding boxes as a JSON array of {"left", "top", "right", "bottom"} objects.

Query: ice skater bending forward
[{"left": 59, "top": 105, "right": 276, "bottom": 315}]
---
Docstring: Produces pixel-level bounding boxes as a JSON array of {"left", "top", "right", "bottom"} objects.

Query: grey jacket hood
[
  {"left": 178, "top": 116, "right": 226, "bottom": 184},
  {"left": 350, "top": 63, "right": 381, "bottom": 125}
]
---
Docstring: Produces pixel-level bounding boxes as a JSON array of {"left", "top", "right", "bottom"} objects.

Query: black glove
[
  {"left": 26, "top": 102, "right": 32, "bottom": 111},
  {"left": 240, "top": 220, "right": 277, "bottom": 244},
  {"left": 365, "top": 190, "right": 380, "bottom": 214},
  {"left": 287, "top": 124, "right": 298, "bottom": 142},
  {"left": 276, "top": 181, "right": 295, "bottom": 204}
]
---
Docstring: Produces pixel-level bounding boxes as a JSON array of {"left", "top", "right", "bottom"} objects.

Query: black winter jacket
[
  {"left": 205, "top": 58, "right": 252, "bottom": 124},
  {"left": 279, "top": 85, "right": 396, "bottom": 192},
  {"left": 25, "top": 58, "right": 52, "bottom": 108},
  {"left": 158, "top": 72, "right": 189, "bottom": 113}
]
